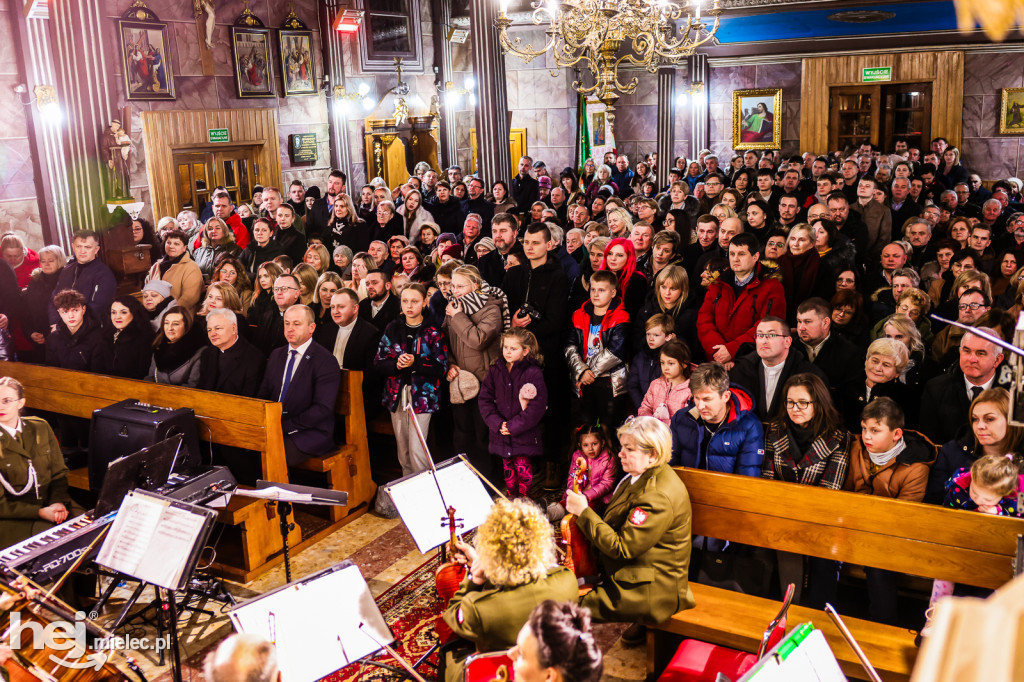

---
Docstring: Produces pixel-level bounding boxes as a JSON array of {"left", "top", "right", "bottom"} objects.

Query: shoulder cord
[{"left": 0, "top": 460, "right": 40, "bottom": 499}]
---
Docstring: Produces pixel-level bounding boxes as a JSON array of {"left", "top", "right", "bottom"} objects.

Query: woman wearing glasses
[
  {"left": 0, "top": 377, "right": 76, "bottom": 547},
  {"left": 762, "top": 373, "right": 851, "bottom": 607}
]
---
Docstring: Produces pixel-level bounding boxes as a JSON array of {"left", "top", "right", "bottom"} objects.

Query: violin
[
  {"left": 560, "top": 457, "right": 598, "bottom": 580},
  {"left": 434, "top": 505, "right": 467, "bottom": 645}
]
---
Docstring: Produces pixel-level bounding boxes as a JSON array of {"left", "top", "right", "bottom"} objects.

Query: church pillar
[
  {"left": 656, "top": 67, "right": 676, "bottom": 190},
  {"left": 468, "top": 0, "right": 511, "bottom": 184},
  {"left": 689, "top": 54, "right": 709, "bottom": 155},
  {"left": 431, "top": 0, "right": 456, "bottom": 170},
  {"left": 321, "top": 0, "right": 353, "bottom": 191}
]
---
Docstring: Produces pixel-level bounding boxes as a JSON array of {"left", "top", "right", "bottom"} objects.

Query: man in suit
[
  {"left": 358, "top": 270, "right": 401, "bottom": 333},
  {"left": 794, "top": 298, "right": 865, "bottom": 419},
  {"left": 730, "top": 316, "right": 827, "bottom": 422},
  {"left": 252, "top": 274, "right": 302, "bottom": 356},
  {"left": 306, "top": 170, "right": 346, "bottom": 239},
  {"left": 316, "top": 289, "right": 380, "bottom": 371},
  {"left": 257, "top": 305, "right": 341, "bottom": 465},
  {"left": 198, "top": 308, "right": 265, "bottom": 396}
]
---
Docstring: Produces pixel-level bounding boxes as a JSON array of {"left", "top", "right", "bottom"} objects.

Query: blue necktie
[{"left": 280, "top": 350, "right": 298, "bottom": 401}]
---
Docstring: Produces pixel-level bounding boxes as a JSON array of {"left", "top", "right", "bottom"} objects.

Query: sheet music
[
  {"left": 134, "top": 505, "right": 207, "bottom": 589},
  {"left": 385, "top": 460, "right": 494, "bottom": 553},
  {"left": 96, "top": 492, "right": 163, "bottom": 574},
  {"left": 237, "top": 487, "right": 314, "bottom": 502},
  {"left": 230, "top": 563, "right": 391, "bottom": 682}
]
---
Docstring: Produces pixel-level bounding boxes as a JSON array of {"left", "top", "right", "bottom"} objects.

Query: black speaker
[{"left": 88, "top": 400, "right": 201, "bottom": 492}]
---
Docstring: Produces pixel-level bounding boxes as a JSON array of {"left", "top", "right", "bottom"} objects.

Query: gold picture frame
[
  {"left": 732, "top": 88, "right": 783, "bottom": 150},
  {"left": 999, "top": 87, "right": 1024, "bottom": 135}
]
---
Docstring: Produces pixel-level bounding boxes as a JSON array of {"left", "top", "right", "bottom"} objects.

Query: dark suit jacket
[
  {"left": 257, "top": 340, "right": 341, "bottom": 457},
  {"left": 919, "top": 366, "right": 1011, "bottom": 446},
  {"left": 198, "top": 336, "right": 266, "bottom": 396},
  {"left": 729, "top": 348, "right": 828, "bottom": 422},
  {"left": 306, "top": 196, "right": 332, "bottom": 239},
  {"left": 358, "top": 294, "right": 402, "bottom": 334},
  {"left": 313, "top": 318, "right": 381, "bottom": 372},
  {"left": 890, "top": 200, "right": 922, "bottom": 233},
  {"left": 805, "top": 333, "right": 865, "bottom": 419}
]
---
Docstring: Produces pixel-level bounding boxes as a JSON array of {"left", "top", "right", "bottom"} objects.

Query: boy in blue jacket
[{"left": 669, "top": 362, "right": 764, "bottom": 477}]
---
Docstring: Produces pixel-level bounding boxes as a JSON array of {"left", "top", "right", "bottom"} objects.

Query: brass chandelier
[{"left": 496, "top": 0, "right": 721, "bottom": 108}]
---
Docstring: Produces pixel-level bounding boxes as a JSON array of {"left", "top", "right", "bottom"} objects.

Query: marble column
[
  {"left": 656, "top": 67, "right": 676, "bottom": 190},
  {"left": 321, "top": 0, "right": 353, "bottom": 192},
  {"left": 469, "top": 0, "right": 511, "bottom": 184},
  {"left": 48, "top": 0, "right": 116, "bottom": 237},
  {"left": 432, "top": 0, "right": 456, "bottom": 170},
  {"left": 689, "top": 54, "right": 709, "bottom": 155}
]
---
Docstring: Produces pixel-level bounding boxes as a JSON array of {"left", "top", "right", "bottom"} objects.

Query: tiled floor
[{"left": 104, "top": 512, "right": 646, "bottom": 681}]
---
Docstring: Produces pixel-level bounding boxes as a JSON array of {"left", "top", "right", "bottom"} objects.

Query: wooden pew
[
  {"left": 0, "top": 361, "right": 375, "bottom": 582},
  {"left": 648, "top": 468, "right": 1024, "bottom": 682}
]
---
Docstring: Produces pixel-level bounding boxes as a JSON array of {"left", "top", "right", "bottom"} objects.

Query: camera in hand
[{"left": 518, "top": 303, "right": 542, "bottom": 322}]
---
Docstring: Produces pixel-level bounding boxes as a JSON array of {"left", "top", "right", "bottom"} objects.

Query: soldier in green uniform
[
  {"left": 442, "top": 498, "right": 578, "bottom": 682},
  {"left": 566, "top": 415, "right": 695, "bottom": 644},
  {"left": 0, "top": 377, "right": 74, "bottom": 548}
]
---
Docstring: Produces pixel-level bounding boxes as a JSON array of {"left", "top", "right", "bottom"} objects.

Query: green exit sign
[
  {"left": 862, "top": 66, "right": 892, "bottom": 83},
  {"left": 208, "top": 128, "right": 229, "bottom": 143}
]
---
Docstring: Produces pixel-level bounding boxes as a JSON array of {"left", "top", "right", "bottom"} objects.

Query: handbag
[{"left": 449, "top": 369, "right": 480, "bottom": 404}]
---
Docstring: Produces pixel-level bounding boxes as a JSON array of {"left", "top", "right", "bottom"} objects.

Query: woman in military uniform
[
  {"left": 566, "top": 415, "right": 695, "bottom": 644},
  {"left": 442, "top": 498, "right": 578, "bottom": 682},
  {"left": 0, "top": 377, "right": 74, "bottom": 547}
]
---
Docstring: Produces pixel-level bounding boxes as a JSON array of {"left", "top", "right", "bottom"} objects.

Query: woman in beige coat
[{"left": 145, "top": 229, "right": 204, "bottom": 312}]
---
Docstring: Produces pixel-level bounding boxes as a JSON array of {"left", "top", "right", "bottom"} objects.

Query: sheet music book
[
  {"left": 384, "top": 458, "right": 494, "bottom": 553},
  {"left": 96, "top": 490, "right": 216, "bottom": 591},
  {"left": 739, "top": 624, "right": 847, "bottom": 681},
  {"left": 229, "top": 561, "right": 392, "bottom": 682}
]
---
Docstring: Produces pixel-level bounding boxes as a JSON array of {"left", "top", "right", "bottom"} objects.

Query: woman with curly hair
[{"left": 443, "top": 498, "right": 578, "bottom": 682}]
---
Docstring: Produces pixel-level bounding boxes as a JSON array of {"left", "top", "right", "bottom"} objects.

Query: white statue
[{"left": 194, "top": 0, "right": 215, "bottom": 50}]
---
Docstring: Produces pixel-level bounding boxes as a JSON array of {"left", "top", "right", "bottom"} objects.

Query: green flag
[{"left": 576, "top": 93, "right": 592, "bottom": 174}]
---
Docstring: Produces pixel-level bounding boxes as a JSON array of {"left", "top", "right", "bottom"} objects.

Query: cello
[
  {"left": 560, "top": 457, "right": 598, "bottom": 580},
  {"left": 434, "top": 506, "right": 467, "bottom": 645}
]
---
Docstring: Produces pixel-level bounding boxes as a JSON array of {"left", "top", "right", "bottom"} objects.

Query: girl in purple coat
[
  {"left": 479, "top": 329, "right": 548, "bottom": 498},
  {"left": 547, "top": 423, "right": 618, "bottom": 522}
]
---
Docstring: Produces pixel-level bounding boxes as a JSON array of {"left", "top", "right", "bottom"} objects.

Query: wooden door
[
  {"left": 882, "top": 83, "right": 931, "bottom": 153},
  {"left": 213, "top": 148, "right": 260, "bottom": 207},
  {"left": 172, "top": 146, "right": 262, "bottom": 214},
  {"left": 175, "top": 152, "right": 213, "bottom": 213},
  {"left": 829, "top": 85, "right": 880, "bottom": 154}
]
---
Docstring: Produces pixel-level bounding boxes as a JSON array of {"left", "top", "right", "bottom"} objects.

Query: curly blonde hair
[{"left": 475, "top": 498, "right": 556, "bottom": 587}]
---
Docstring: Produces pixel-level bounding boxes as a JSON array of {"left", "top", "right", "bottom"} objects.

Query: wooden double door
[
  {"left": 173, "top": 145, "right": 262, "bottom": 214},
  {"left": 829, "top": 83, "right": 932, "bottom": 154}
]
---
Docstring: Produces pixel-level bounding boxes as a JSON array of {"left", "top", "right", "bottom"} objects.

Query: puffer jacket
[
  {"left": 565, "top": 296, "right": 630, "bottom": 397},
  {"left": 669, "top": 385, "right": 764, "bottom": 476},
  {"left": 374, "top": 317, "right": 449, "bottom": 414},
  {"left": 478, "top": 357, "right": 548, "bottom": 457},
  {"left": 192, "top": 235, "right": 242, "bottom": 278},
  {"left": 944, "top": 467, "right": 1023, "bottom": 516},
  {"left": 442, "top": 294, "right": 503, "bottom": 381},
  {"left": 849, "top": 430, "right": 937, "bottom": 502}
]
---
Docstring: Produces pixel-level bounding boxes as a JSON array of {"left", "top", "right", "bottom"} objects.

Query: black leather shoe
[{"left": 620, "top": 623, "right": 647, "bottom": 646}]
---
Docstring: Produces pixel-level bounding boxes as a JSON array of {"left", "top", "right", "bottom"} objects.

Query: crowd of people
[{"left": 1, "top": 137, "right": 1024, "bottom": 663}]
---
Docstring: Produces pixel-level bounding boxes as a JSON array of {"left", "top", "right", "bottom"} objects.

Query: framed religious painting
[
  {"left": 999, "top": 88, "right": 1024, "bottom": 135},
  {"left": 231, "top": 4, "right": 275, "bottom": 99},
  {"left": 732, "top": 88, "right": 783, "bottom": 151},
  {"left": 117, "top": 2, "right": 175, "bottom": 101},
  {"left": 279, "top": 10, "right": 317, "bottom": 97}
]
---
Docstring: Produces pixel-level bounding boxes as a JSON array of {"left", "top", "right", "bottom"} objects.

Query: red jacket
[
  {"left": 193, "top": 212, "right": 249, "bottom": 250},
  {"left": 697, "top": 264, "right": 786, "bottom": 358},
  {"left": 13, "top": 249, "right": 40, "bottom": 288}
]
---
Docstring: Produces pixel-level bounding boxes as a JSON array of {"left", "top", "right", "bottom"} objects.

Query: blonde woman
[
  {"left": 192, "top": 217, "right": 241, "bottom": 278},
  {"left": 311, "top": 271, "right": 343, "bottom": 323},
  {"left": 291, "top": 263, "right": 320, "bottom": 306},
  {"left": 303, "top": 243, "right": 331, "bottom": 275},
  {"left": 605, "top": 206, "right": 634, "bottom": 239}
]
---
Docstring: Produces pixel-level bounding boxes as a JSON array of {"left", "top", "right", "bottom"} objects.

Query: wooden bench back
[
  {"left": 677, "top": 468, "right": 1024, "bottom": 590},
  {"left": 0, "top": 361, "right": 289, "bottom": 483}
]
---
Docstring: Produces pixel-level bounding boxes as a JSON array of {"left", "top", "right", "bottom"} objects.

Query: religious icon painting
[
  {"left": 231, "top": 4, "right": 275, "bottom": 99},
  {"left": 279, "top": 10, "right": 317, "bottom": 97},
  {"left": 732, "top": 88, "right": 783, "bottom": 151},
  {"left": 117, "top": 2, "right": 175, "bottom": 102},
  {"left": 999, "top": 88, "right": 1024, "bottom": 135}
]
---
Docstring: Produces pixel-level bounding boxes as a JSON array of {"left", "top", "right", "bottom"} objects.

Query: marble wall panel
[
  {"left": 709, "top": 65, "right": 755, "bottom": 104},
  {"left": 613, "top": 105, "right": 658, "bottom": 146},
  {"left": 0, "top": 8, "right": 17, "bottom": 77},
  {"left": 756, "top": 62, "right": 801, "bottom": 95},
  {"left": 529, "top": 147, "right": 573, "bottom": 173},
  {"left": 213, "top": 75, "right": 277, "bottom": 110},
  {"left": 506, "top": 71, "right": 520, "bottom": 111},
  {"left": 278, "top": 93, "right": 328, "bottom": 126},
  {"left": 782, "top": 99, "right": 800, "bottom": 142},
  {"left": 456, "top": 110, "right": 475, "bottom": 151},
  {"left": 350, "top": 162, "right": 367, "bottom": 191},
  {"left": 108, "top": 0, "right": 194, "bottom": 22},
  {"left": 961, "top": 138, "right": 1020, "bottom": 180},
  {"left": 964, "top": 53, "right": 1024, "bottom": 96},
  {"left": 0, "top": 75, "right": 28, "bottom": 140},
  {"left": 708, "top": 102, "right": 730, "bottom": 143},
  {"left": 516, "top": 69, "right": 569, "bottom": 110},
  {"left": 673, "top": 140, "right": 690, "bottom": 161},
  {"left": 0, "top": 139, "right": 37, "bottom": 200},
  {"left": 0, "top": 198, "right": 43, "bottom": 251},
  {"left": 173, "top": 22, "right": 206, "bottom": 78},
  {"left": 279, "top": 123, "right": 331, "bottom": 171},
  {"left": 512, "top": 109, "right": 549, "bottom": 147},
  {"left": 548, "top": 108, "right": 573, "bottom": 150}
]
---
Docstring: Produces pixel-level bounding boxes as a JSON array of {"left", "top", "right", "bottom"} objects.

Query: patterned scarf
[{"left": 481, "top": 283, "right": 511, "bottom": 331}]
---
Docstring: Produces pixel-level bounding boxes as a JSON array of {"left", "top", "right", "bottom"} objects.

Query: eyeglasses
[
  {"left": 0, "top": 397, "right": 21, "bottom": 406},
  {"left": 786, "top": 399, "right": 813, "bottom": 410},
  {"left": 755, "top": 332, "right": 783, "bottom": 340},
  {"left": 272, "top": 286, "right": 299, "bottom": 293},
  {"left": 958, "top": 302, "right": 989, "bottom": 311}
]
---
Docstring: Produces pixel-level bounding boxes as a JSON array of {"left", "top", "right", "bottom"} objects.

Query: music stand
[
  {"left": 95, "top": 435, "right": 182, "bottom": 516},
  {"left": 229, "top": 560, "right": 395, "bottom": 682},
  {"left": 232, "top": 481, "right": 347, "bottom": 583}
]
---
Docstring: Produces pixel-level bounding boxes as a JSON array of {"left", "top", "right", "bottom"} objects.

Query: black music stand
[{"left": 233, "top": 481, "right": 347, "bottom": 583}]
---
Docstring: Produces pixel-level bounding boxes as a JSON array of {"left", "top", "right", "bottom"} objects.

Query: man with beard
[
  {"left": 358, "top": 269, "right": 401, "bottom": 333},
  {"left": 307, "top": 170, "right": 346, "bottom": 237},
  {"left": 463, "top": 176, "right": 494, "bottom": 235},
  {"left": 827, "top": 191, "right": 869, "bottom": 269},
  {"left": 478, "top": 213, "right": 523, "bottom": 287}
]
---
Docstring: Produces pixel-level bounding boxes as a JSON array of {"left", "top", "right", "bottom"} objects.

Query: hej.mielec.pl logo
[{"left": 8, "top": 610, "right": 168, "bottom": 670}]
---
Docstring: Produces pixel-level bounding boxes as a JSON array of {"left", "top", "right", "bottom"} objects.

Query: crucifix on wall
[{"left": 193, "top": 0, "right": 216, "bottom": 76}]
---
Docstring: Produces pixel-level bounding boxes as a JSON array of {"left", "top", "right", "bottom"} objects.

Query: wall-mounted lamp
[
  {"left": 445, "top": 77, "right": 476, "bottom": 107},
  {"left": 675, "top": 81, "right": 705, "bottom": 106},
  {"left": 332, "top": 9, "right": 364, "bottom": 33},
  {"left": 333, "top": 82, "right": 375, "bottom": 116},
  {"left": 446, "top": 26, "right": 470, "bottom": 44},
  {"left": 15, "top": 83, "right": 61, "bottom": 124}
]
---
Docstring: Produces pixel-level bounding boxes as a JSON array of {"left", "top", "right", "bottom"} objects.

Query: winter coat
[
  {"left": 638, "top": 378, "right": 692, "bottom": 424},
  {"left": 442, "top": 295, "right": 503, "bottom": 382},
  {"left": 627, "top": 347, "right": 661, "bottom": 409},
  {"left": 696, "top": 264, "right": 786, "bottom": 359},
  {"left": 927, "top": 431, "right": 977, "bottom": 504},
  {"left": 761, "top": 422, "right": 851, "bottom": 490},
  {"left": 192, "top": 238, "right": 242, "bottom": 278},
  {"left": 374, "top": 317, "right": 449, "bottom": 414},
  {"left": 944, "top": 467, "right": 1023, "bottom": 517},
  {"left": 108, "top": 325, "right": 155, "bottom": 380},
  {"left": 565, "top": 297, "right": 631, "bottom": 397},
  {"left": 21, "top": 269, "right": 60, "bottom": 340},
  {"left": 11, "top": 249, "right": 39, "bottom": 288},
  {"left": 45, "top": 315, "right": 112, "bottom": 373},
  {"left": 146, "top": 252, "right": 204, "bottom": 312},
  {"left": 48, "top": 258, "right": 116, "bottom": 326},
  {"left": 502, "top": 258, "right": 570, "bottom": 358},
  {"left": 849, "top": 430, "right": 936, "bottom": 502},
  {"left": 397, "top": 205, "right": 434, "bottom": 245},
  {"left": 147, "top": 345, "right": 204, "bottom": 387},
  {"left": 240, "top": 241, "right": 285, "bottom": 276},
  {"left": 669, "top": 385, "right": 764, "bottom": 477},
  {"left": 426, "top": 198, "right": 467, "bottom": 235},
  {"left": 559, "top": 450, "right": 617, "bottom": 509},
  {"left": 478, "top": 358, "right": 548, "bottom": 458}
]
